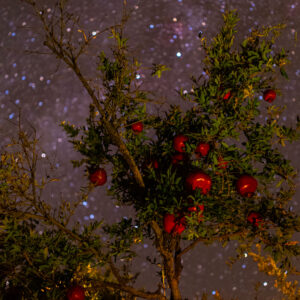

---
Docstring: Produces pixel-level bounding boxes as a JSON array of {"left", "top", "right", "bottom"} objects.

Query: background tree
[{"left": 1, "top": 0, "right": 300, "bottom": 299}]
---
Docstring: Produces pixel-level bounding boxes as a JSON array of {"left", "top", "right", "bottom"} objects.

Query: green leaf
[
  {"left": 280, "top": 67, "right": 288, "bottom": 79},
  {"left": 151, "top": 64, "right": 171, "bottom": 78}
]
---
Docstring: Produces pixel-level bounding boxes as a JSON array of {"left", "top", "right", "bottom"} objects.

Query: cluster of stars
[{"left": 1, "top": 0, "right": 299, "bottom": 298}]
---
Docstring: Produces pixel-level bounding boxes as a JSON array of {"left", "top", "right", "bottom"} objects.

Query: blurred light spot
[
  {"left": 176, "top": 51, "right": 182, "bottom": 57},
  {"left": 15, "top": 99, "right": 20, "bottom": 104},
  {"left": 263, "top": 282, "right": 268, "bottom": 286},
  {"left": 173, "top": 17, "right": 177, "bottom": 22},
  {"left": 82, "top": 201, "right": 88, "bottom": 206},
  {"left": 22, "top": 75, "right": 26, "bottom": 80},
  {"left": 9, "top": 113, "right": 14, "bottom": 119},
  {"left": 90, "top": 214, "right": 94, "bottom": 219},
  {"left": 41, "top": 153, "right": 46, "bottom": 158},
  {"left": 149, "top": 24, "right": 154, "bottom": 29}
]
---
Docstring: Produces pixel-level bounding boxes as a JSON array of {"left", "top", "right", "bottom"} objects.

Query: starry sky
[{"left": 1, "top": 0, "right": 300, "bottom": 299}]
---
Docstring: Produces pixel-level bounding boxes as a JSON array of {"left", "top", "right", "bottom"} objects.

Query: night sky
[{"left": 1, "top": 0, "right": 300, "bottom": 299}]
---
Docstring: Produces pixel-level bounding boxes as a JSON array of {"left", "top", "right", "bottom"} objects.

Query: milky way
[{"left": 1, "top": 0, "right": 299, "bottom": 299}]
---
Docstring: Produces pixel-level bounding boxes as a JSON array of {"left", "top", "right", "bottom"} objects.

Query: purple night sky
[{"left": 1, "top": 0, "right": 299, "bottom": 299}]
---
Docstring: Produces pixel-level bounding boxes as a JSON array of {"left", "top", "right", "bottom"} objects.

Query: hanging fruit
[
  {"left": 186, "top": 171, "right": 212, "bottom": 195},
  {"left": 173, "top": 134, "right": 189, "bottom": 152},
  {"left": 67, "top": 285, "right": 85, "bottom": 300},
  {"left": 223, "top": 91, "right": 231, "bottom": 100},
  {"left": 236, "top": 175, "right": 257, "bottom": 197},
  {"left": 247, "top": 212, "right": 263, "bottom": 228},
  {"left": 195, "top": 142, "right": 210, "bottom": 157},
  {"left": 163, "top": 213, "right": 186, "bottom": 235},
  {"left": 187, "top": 204, "right": 204, "bottom": 222},
  {"left": 131, "top": 121, "right": 143, "bottom": 133},
  {"left": 263, "top": 89, "right": 276, "bottom": 103},
  {"left": 89, "top": 168, "right": 107, "bottom": 186}
]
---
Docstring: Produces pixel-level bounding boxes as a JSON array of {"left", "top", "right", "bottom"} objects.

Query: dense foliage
[{"left": 1, "top": 2, "right": 300, "bottom": 299}]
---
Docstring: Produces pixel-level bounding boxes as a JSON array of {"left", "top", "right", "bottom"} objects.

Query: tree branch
[
  {"left": 96, "top": 279, "right": 167, "bottom": 300},
  {"left": 23, "top": 0, "right": 145, "bottom": 189},
  {"left": 178, "top": 229, "right": 247, "bottom": 259}
]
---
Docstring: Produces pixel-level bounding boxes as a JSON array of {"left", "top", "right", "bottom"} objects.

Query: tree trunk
[{"left": 170, "top": 278, "right": 182, "bottom": 300}]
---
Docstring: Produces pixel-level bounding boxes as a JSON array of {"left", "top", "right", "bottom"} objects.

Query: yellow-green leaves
[{"left": 151, "top": 63, "right": 171, "bottom": 78}]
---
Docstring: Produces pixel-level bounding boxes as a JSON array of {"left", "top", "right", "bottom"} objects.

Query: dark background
[{"left": 0, "top": 0, "right": 299, "bottom": 299}]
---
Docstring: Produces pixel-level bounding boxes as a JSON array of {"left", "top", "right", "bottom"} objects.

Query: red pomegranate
[
  {"left": 223, "top": 91, "right": 231, "bottom": 100},
  {"left": 173, "top": 134, "right": 189, "bottom": 153},
  {"left": 263, "top": 89, "right": 276, "bottom": 103},
  {"left": 195, "top": 143, "right": 210, "bottom": 157},
  {"left": 89, "top": 168, "right": 107, "bottom": 186},
  {"left": 163, "top": 214, "right": 186, "bottom": 235},
  {"left": 186, "top": 171, "right": 212, "bottom": 195},
  {"left": 247, "top": 212, "right": 263, "bottom": 228},
  {"left": 236, "top": 175, "right": 257, "bottom": 197},
  {"left": 67, "top": 285, "right": 85, "bottom": 300},
  {"left": 131, "top": 122, "right": 143, "bottom": 133}
]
